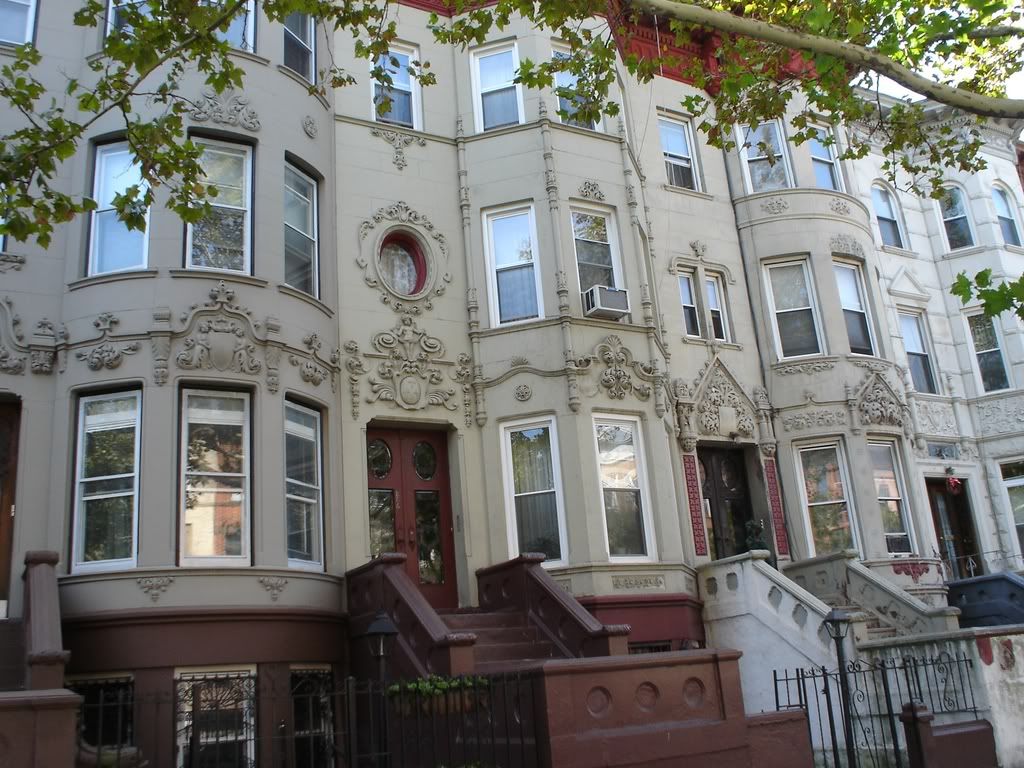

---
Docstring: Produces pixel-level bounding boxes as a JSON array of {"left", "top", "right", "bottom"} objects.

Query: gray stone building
[{"left": 1, "top": 0, "right": 1023, "bottom": 763}]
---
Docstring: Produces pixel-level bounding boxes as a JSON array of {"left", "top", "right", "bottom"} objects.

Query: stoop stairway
[{"left": 440, "top": 609, "right": 560, "bottom": 673}]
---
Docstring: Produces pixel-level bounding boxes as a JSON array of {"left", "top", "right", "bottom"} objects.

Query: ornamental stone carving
[
  {"left": 829, "top": 198, "right": 852, "bottom": 216},
  {"left": 288, "top": 332, "right": 340, "bottom": 392},
  {"left": 0, "top": 253, "right": 25, "bottom": 272},
  {"left": 514, "top": 384, "right": 532, "bottom": 401},
  {"left": 190, "top": 88, "right": 260, "bottom": 131},
  {"left": 578, "top": 180, "right": 605, "bottom": 201},
  {"left": 371, "top": 127, "right": 426, "bottom": 170},
  {"left": 857, "top": 371, "right": 905, "bottom": 428},
  {"left": 695, "top": 362, "right": 756, "bottom": 437},
  {"left": 774, "top": 359, "right": 836, "bottom": 376},
  {"left": 356, "top": 201, "right": 452, "bottom": 313},
  {"left": 365, "top": 316, "right": 457, "bottom": 412},
  {"left": 782, "top": 409, "right": 848, "bottom": 432},
  {"left": 343, "top": 341, "right": 368, "bottom": 420},
  {"left": 915, "top": 400, "right": 956, "bottom": 436},
  {"left": 258, "top": 576, "right": 288, "bottom": 601},
  {"left": 611, "top": 575, "right": 665, "bottom": 590},
  {"left": 760, "top": 197, "right": 789, "bottom": 215},
  {"left": 302, "top": 115, "right": 318, "bottom": 138},
  {"left": 177, "top": 318, "right": 261, "bottom": 374},
  {"left": 585, "top": 335, "right": 655, "bottom": 401},
  {"left": 136, "top": 576, "right": 174, "bottom": 603},
  {"left": 830, "top": 234, "right": 865, "bottom": 258},
  {"left": 75, "top": 312, "right": 141, "bottom": 371},
  {"left": 974, "top": 396, "right": 1024, "bottom": 436}
]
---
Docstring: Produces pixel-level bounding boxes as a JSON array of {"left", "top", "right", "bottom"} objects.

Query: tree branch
[
  {"left": 926, "top": 25, "right": 1024, "bottom": 44},
  {"left": 633, "top": 0, "right": 1024, "bottom": 119}
]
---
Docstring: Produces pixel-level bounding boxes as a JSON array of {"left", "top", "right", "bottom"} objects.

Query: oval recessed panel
[
  {"left": 367, "top": 438, "right": 393, "bottom": 479},
  {"left": 413, "top": 441, "right": 437, "bottom": 480}
]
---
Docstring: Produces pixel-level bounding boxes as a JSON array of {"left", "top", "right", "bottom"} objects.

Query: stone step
[
  {"left": 475, "top": 659, "right": 549, "bottom": 675},
  {"left": 468, "top": 626, "right": 541, "bottom": 644},
  {"left": 474, "top": 640, "right": 556, "bottom": 664},
  {"left": 441, "top": 611, "right": 528, "bottom": 631}
]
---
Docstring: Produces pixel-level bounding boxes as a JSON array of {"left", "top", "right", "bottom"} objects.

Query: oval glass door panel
[
  {"left": 413, "top": 441, "right": 437, "bottom": 480},
  {"left": 415, "top": 490, "right": 443, "bottom": 584},
  {"left": 367, "top": 439, "right": 392, "bottom": 479},
  {"left": 368, "top": 489, "right": 395, "bottom": 557}
]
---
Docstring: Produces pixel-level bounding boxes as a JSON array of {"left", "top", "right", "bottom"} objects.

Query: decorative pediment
[
  {"left": 888, "top": 266, "right": 930, "bottom": 303},
  {"left": 856, "top": 371, "right": 906, "bottom": 428}
]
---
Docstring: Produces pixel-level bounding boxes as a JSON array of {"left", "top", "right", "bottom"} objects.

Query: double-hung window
[
  {"left": 679, "top": 274, "right": 701, "bottom": 337},
  {"left": 552, "top": 48, "right": 595, "bottom": 130},
  {"left": 283, "top": 12, "right": 315, "bottom": 83},
  {"left": 940, "top": 187, "right": 974, "bottom": 250},
  {"left": 1000, "top": 461, "right": 1024, "bottom": 557},
  {"left": 967, "top": 314, "right": 1010, "bottom": 392},
  {"left": 485, "top": 206, "right": 541, "bottom": 325},
  {"left": 284, "top": 163, "right": 318, "bottom": 296},
  {"left": 373, "top": 44, "right": 420, "bottom": 129},
  {"left": 993, "top": 187, "right": 1021, "bottom": 247},
  {"left": 90, "top": 142, "right": 148, "bottom": 275},
  {"left": 870, "top": 442, "right": 911, "bottom": 554},
  {"left": 659, "top": 117, "right": 698, "bottom": 190},
  {"left": 285, "top": 402, "right": 323, "bottom": 566},
  {"left": 502, "top": 418, "right": 567, "bottom": 563},
  {"left": 473, "top": 44, "right": 522, "bottom": 132},
  {"left": 705, "top": 274, "right": 729, "bottom": 341},
  {"left": 175, "top": 668, "right": 256, "bottom": 766},
  {"left": 798, "top": 443, "right": 856, "bottom": 555},
  {"left": 0, "top": 0, "right": 35, "bottom": 44},
  {"left": 899, "top": 312, "right": 937, "bottom": 394},
  {"left": 571, "top": 209, "right": 618, "bottom": 293},
  {"left": 73, "top": 392, "right": 142, "bottom": 571},
  {"left": 871, "top": 184, "right": 905, "bottom": 249},
  {"left": 833, "top": 262, "right": 874, "bottom": 355},
  {"left": 210, "top": 0, "right": 255, "bottom": 51},
  {"left": 181, "top": 390, "right": 250, "bottom": 565},
  {"left": 594, "top": 416, "right": 652, "bottom": 559},
  {"left": 740, "top": 122, "right": 791, "bottom": 192},
  {"left": 810, "top": 127, "right": 841, "bottom": 190},
  {"left": 188, "top": 141, "right": 252, "bottom": 273},
  {"left": 766, "top": 261, "right": 822, "bottom": 358}
]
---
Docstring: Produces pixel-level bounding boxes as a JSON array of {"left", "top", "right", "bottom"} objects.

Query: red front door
[
  {"left": 366, "top": 429, "right": 457, "bottom": 611},
  {"left": 0, "top": 403, "right": 19, "bottom": 610}
]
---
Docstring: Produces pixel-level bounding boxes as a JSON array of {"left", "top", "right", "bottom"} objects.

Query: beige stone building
[{"left": 1, "top": 0, "right": 1023, "bottom": 764}]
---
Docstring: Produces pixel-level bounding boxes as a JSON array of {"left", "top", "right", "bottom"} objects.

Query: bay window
[
  {"left": 740, "top": 122, "right": 791, "bottom": 192},
  {"left": 833, "top": 262, "right": 874, "bottom": 355},
  {"left": 473, "top": 44, "right": 522, "bottom": 132},
  {"left": 284, "top": 163, "right": 318, "bottom": 295},
  {"left": 485, "top": 205, "right": 541, "bottom": 325},
  {"left": 870, "top": 442, "right": 912, "bottom": 554},
  {"left": 502, "top": 418, "right": 566, "bottom": 563},
  {"left": 73, "top": 392, "right": 141, "bottom": 571},
  {"left": 90, "top": 142, "right": 148, "bottom": 275},
  {"left": 181, "top": 390, "right": 250, "bottom": 565},
  {"left": 798, "top": 443, "right": 856, "bottom": 555},
  {"left": 188, "top": 141, "right": 252, "bottom": 273},
  {"left": 285, "top": 402, "right": 322, "bottom": 566},
  {"left": 594, "top": 416, "right": 652, "bottom": 559},
  {"left": 766, "top": 261, "right": 822, "bottom": 358}
]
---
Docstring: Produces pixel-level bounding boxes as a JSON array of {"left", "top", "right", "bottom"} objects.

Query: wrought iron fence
[
  {"left": 70, "top": 670, "right": 543, "bottom": 768},
  {"left": 773, "top": 652, "right": 978, "bottom": 768}
]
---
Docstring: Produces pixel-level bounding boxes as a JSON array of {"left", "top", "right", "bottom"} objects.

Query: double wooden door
[
  {"left": 366, "top": 429, "right": 457, "bottom": 611},
  {"left": 698, "top": 447, "right": 754, "bottom": 560}
]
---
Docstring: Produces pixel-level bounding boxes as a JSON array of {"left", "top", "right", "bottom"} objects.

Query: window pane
[
  {"left": 968, "top": 314, "right": 998, "bottom": 351},
  {"left": 944, "top": 217, "right": 973, "bottom": 250},
  {"left": 777, "top": 310, "right": 820, "bottom": 357},
  {"left": 496, "top": 264, "right": 538, "bottom": 322},
  {"left": 870, "top": 444, "right": 898, "bottom": 497},
  {"left": 877, "top": 217, "right": 904, "bottom": 248},
  {"left": 0, "top": 0, "right": 29, "bottom": 44},
  {"left": 287, "top": 497, "right": 317, "bottom": 561},
  {"left": 810, "top": 502, "right": 855, "bottom": 554},
  {"left": 191, "top": 208, "right": 246, "bottom": 270},
  {"left": 374, "top": 84, "right": 413, "bottom": 127},
  {"left": 940, "top": 189, "right": 966, "bottom": 219},
  {"left": 872, "top": 186, "right": 896, "bottom": 219},
  {"left": 813, "top": 159, "right": 839, "bottom": 190},
  {"left": 93, "top": 209, "right": 146, "bottom": 273},
  {"left": 214, "top": 1, "right": 252, "bottom": 50},
  {"left": 604, "top": 488, "right": 646, "bottom": 556},
  {"left": 844, "top": 310, "right": 873, "bottom": 355},
  {"left": 1008, "top": 485, "right": 1024, "bottom": 556},
  {"left": 285, "top": 228, "right": 315, "bottom": 294},
  {"left": 379, "top": 241, "right": 419, "bottom": 295},
  {"left": 187, "top": 421, "right": 244, "bottom": 474},
  {"left": 978, "top": 350, "right": 1010, "bottom": 391},
  {"left": 284, "top": 11, "right": 310, "bottom": 45},
  {"left": 665, "top": 161, "right": 695, "bottom": 190},
  {"left": 415, "top": 490, "right": 443, "bottom": 584},
  {"left": 183, "top": 475, "right": 244, "bottom": 557},
  {"left": 201, "top": 147, "right": 246, "bottom": 204},
  {"left": 705, "top": 279, "right": 721, "bottom": 311},
  {"left": 745, "top": 123, "right": 781, "bottom": 156},
  {"left": 747, "top": 158, "right": 788, "bottom": 191},
  {"left": 833, "top": 265, "right": 864, "bottom": 311},
  {"left": 1000, "top": 217, "right": 1022, "bottom": 247},
  {"left": 285, "top": 421, "right": 318, "bottom": 487},
  {"left": 1001, "top": 462, "right": 1024, "bottom": 481},
  {"left": 478, "top": 49, "right": 514, "bottom": 89},
  {"left": 482, "top": 87, "right": 519, "bottom": 129},
  {"left": 596, "top": 423, "right": 638, "bottom": 490},
  {"left": 683, "top": 306, "right": 700, "bottom": 336},
  {"left": 368, "top": 489, "right": 395, "bottom": 556},
  {"left": 96, "top": 147, "right": 143, "bottom": 208},
  {"left": 284, "top": 33, "right": 312, "bottom": 80},
  {"left": 572, "top": 212, "right": 608, "bottom": 243},
  {"left": 679, "top": 275, "right": 695, "bottom": 305},
  {"left": 908, "top": 354, "right": 936, "bottom": 394},
  {"left": 809, "top": 130, "right": 833, "bottom": 161},
  {"left": 659, "top": 119, "right": 690, "bottom": 158},
  {"left": 83, "top": 426, "right": 137, "bottom": 478},
  {"left": 510, "top": 426, "right": 554, "bottom": 494},
  {"left": 284, "top": 168, "right": 314, "bottom": 235},
  {"left": 770, "top": 264, "right": 811, "bottom": 310},
  {"left": 574, "top": 239, "right": 613, "bottom": 267},
  {"left": 710, "top": 310, "right": 726, "bottom": 340},
  {"left": 515, "top": 491, "right": 561, "bottom": 560},
  {"left": 82, "top": 496, "right": 134, "bottom": 562},
  {"left": 801, "top": 447, "right": 846, "bottom": 504},
  {"left": 379, "top": 50, "right": 411, "bottom": 87},
  {"left": 491, "top": 213, "right": 533, "bottom": 267},
  {"left": 900, "top": 313, "right": 924, "bottom": 353}
]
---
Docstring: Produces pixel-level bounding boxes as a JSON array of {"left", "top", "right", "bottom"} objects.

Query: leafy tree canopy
[{"left": 1, "top": 0, "right": 1022, "bottom": 309}]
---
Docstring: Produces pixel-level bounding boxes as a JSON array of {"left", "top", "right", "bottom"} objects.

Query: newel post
[
  {"left": 23, "top": 551, "right": 70, "bottom": 690},
  {"left": 900, "top": 701, "right": 937, "bottom": 768}
]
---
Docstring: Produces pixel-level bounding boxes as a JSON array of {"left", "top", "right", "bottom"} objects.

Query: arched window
[
  {"left": 993, "top": 186, "right": 1021, "bottom": 247},
  {"left": 939, "top": 186, "right": 974, "bottom": 250},
  {"left": 871, "top": 184, "right": 904, "bottom": 249}
]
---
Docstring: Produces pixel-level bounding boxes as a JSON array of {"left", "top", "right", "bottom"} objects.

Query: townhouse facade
[{"left": 1, "top": 0, "right": 1023, "bottom": 763}]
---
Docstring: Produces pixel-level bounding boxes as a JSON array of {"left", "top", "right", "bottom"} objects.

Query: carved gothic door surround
[
  {"left": 0, "top": 402, "right": 18, "bottom": 607},
  {"left": 698, "top": 447, "right": 754, "bottom": 560},
  {"left": 366, "top": 429, "right": 457, "bottom": 611}
]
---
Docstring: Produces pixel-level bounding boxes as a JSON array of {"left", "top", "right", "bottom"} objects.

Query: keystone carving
[
  {"left": 302, "top": 115, "right": 318, "bottom": 138},
  {"left": 190, "top": 88, "right": 260, "bottom": 131},
  {"left": 694, "top": 361, "right": 756, "bottom": 437},
  {"left": 371, "top": 127, "right": 427, "bottom": 170}
]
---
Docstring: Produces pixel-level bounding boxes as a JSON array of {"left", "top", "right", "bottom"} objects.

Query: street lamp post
[
  {"left": 363, "top": 611, "right": 398, "bottom": 768},
  {"left": 824, "top": 608, "right": 857, "bottom": 768}
]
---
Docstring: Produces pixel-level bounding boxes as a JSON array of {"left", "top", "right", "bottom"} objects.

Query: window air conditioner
[{"left": 583, "top": 285, "right": 630, "bottom": 320}]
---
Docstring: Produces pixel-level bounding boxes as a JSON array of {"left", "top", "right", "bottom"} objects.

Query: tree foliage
[{"left": 1, "top": 0, "right": 1022, "bottom": 310}]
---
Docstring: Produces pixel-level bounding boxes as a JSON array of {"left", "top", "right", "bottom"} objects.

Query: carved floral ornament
[
  {"left": 288, "top": 332, "right": 341, "bottom": 392},
  {"left": 75, "top": 312, "right": 140, "bottom": 371},
  {"left": 371, "top": 127, "right": 426, "bottom": 170},
  {"left": 673, "top": 357, "right": 763, "bottom": 445},
  {"left": 855, "top": 371, "right": 907, "bottom": 429},
  {"left": 356, "top": 201, "right": 453, "bottom": 314},
  {"left": 0, "top": 296, "right": 56, "bottom": 376},
  {"left": 576, "top": 335, "right": 661, "bottom": 409},
  {"left": 190, "top": 88, "right": 260, "bottom": 131}
]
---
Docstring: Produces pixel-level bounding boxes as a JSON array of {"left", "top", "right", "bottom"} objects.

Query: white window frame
[
  {"left": 658, "top": 115, "right": 700, "bottom": 191},
  {"left": 795, "top": 440, "right": 861, "bottom": 558},
  {"left": 992, "top": 185, "right": 1022, "bottom": 247},
  {"left": 283, "top": 11, "right": 315, "bottom": 84},
  {"left": 186, "top": 139, "right": 253, "bottom": 274},
  {"left": 937, "top": 185, "right": 976, "bottom": 252},
  {"left": 180, "top": 389, "right": 251, "bottom": 567},
  {"left": 965, "top": 312, "right": 1012, "bottom": 393},
  {"left": 869, "top": 440, "right": 915, "bottom": 556},
  {"left": 809, "top": 125, "right": 843, "bottom": 192},
  {"left": 678, "top": 272, "right": 701, "bottom": 338},
  {"left": 551, "top": 43, "right": 600, "bottom": 132},
  {"left": 704, "top": 272, "right": 730, "bottom": 342},
  {"left": 483, "top": 203, "right": 543, "bottom": 327},
  {"left": 736, "top": 120, "right": 794, "bottom": 194},
  {"left": 833, "top": 260, "right": 876, "bottom": 356},
  {"left": 871, "top": 182, "right": 907, "bottom": 249},
  {"left": 283, "top": 162, "right": 319, "bottom": 297},
  {"left": 371, "top": 41, "right": 423, "bottom": 131},
  {"left": 89, "top": 141, "right": 149, "bottom": 276},
  {"left": 898, "top": 311, "right": 938, "bottom": 394},
  {"left": 2, "top": 0, "right": 36, "bottom": 44},
  {"left": 592, "top": 413, "right": 656, "bottom": 563},
  {"left": 763, "top": 259, "right": 825, "bottom": 360},
  {"left": 569, "top": 204, "right": 623, "bottom": 295},
  {"left": 999, "top": 460, "right": 1024, "bottom": 560},
  {"left": 174, "top": 666, "right": 257, "bottom": 768},
  {"left": 500, "top": 416, "right": 569, "bottom": 567},
  {"left": 471, "top": 41, "right": 525, "bottom": 133},
  {"left": 284, "top": 400, "right": 324, "bottom": 570},
  {"left": 72, "top": 391, "right": 142, "bottom": 574}
]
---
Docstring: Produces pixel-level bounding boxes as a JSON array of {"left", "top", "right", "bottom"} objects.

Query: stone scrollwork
[
  {"left": 974, "top": 396, "right": 1024, "bottom": 437},
  {"left": 190, "top": 88, "right": 260, "bottom": 131},
  {"left": 451, "top": 352, "right": 474, "bottom": 427},
  {"left": 0, "top": 295, "right": 56, "bottom": 376},
  {"left": 856, "top": 371, "right": 906, "bottom": 428},
  {"left": 782, "top": 409, "right": 848, "bottom": 432},
  {"left": 829, "top": 198, "right": 852, "bottom": 216},
  {"left": 0, "top": 252, "right": 25, "bottom": 273},
  {"left": 136, "top": 576, "right": 174, "bottom": 603},
  {"left": 371, "top": 127, "right": 427, "bottom": 170},
  {"left": 74, "top": 312, "right": 141, "bottom": 371},
  {"left": 774, "top": 359, "right": 836, "bottom": 376},
  {"left": 584, "top": 335, "right": 657, "bottom": 401},
  {"left": 366, "top": 316, "right": 457, "bottom": 412},
  {"left": 356, "top": 201, "right": 452, "bottom": 314},
  {"left": 288, "top": 332, "right": 341, "bottom": 392}
]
